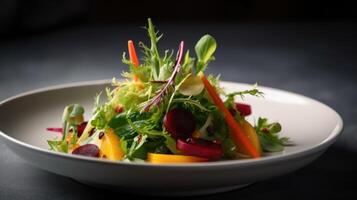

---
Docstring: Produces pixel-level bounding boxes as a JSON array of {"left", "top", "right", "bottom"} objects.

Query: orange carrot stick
[
  {"left": 198, "top": 72, "right": 260, "bottom": 158},
  {"left": 128, "top": 40, "right": 140, "bottom": 81},
  {"left": 128, "top": 40, "right": 139, "bottom": 67}
]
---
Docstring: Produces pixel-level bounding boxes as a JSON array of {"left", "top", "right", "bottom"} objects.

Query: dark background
[
  {"left": 1, "top": 1, "right": 357, "bottom": 199},
  {"left": 1, "top": 0, "right": 357, "bottom": 37}
]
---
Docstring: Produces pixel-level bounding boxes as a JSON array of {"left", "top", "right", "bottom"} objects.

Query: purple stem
[
  {"left": 143, "top": 41, "right": 185, "bottom": 111},
  {"left": 46, "top": 127, "right": 63, "bottom": 133}
]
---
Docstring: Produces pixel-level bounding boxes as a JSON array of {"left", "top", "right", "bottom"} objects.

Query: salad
[{"left": 47, "top": 19, "right": 289, "bottom": 163}]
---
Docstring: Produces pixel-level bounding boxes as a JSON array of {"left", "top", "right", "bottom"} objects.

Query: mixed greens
[{"left": 47, "top": 19, "right": 289, "bottom": 163}]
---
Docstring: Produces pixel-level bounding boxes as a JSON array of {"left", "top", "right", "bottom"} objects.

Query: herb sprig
[{"left": 255, "top": 117, "right": 290, "bottom": 152}]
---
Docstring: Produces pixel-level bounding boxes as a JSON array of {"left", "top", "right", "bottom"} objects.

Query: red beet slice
[
  {"left": 76, "top": 122, "right": 87, "bottom": 137},
  {"left": 163, "top": 108, "right": 196, "bottom": 139},
  {"left": 72, "top": 144, "right": 100, "bottom": 157},
  {"left": 177, "top": 138, "right": 222, "bottom": 160},
  {"left": 235, "top": 103, "right": 252, "bottom": 116}
]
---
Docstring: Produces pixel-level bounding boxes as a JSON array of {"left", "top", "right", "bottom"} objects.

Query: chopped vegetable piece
[
  {"left": 128, "top": 40, "right": 139, "bottom": 81},
  {"left": 46, "top": 127, "right": 63, "bottom": 133},
  {"left": 147, "top": 153, "right": 208, "bottom": 163},
  {"left": 198, "top": 72, "right": 260, "bottom": 158},
  {"left": 235, "top": 103, "right": 252, "bottom": 116},
  {"left": 72, "top": 144, "right": 100, "bottom": 157},
  {"left": 177, "top": 138, "right": 222, "bottom": 160},
  {"left": 128, "top": 40, "right": 140, "bottom": 67},
  {"left": 236, "top": 120, "right": 261, "bottom": 157},
  {"left": 46, "top": 122, "right": 88, "bottom": 137},
  {"left": 100, "top": 129, "right": 124, "bottom": 161},
  {"left": 178, "top": 74, "right": 204, "bottom": 96},
  {"left": 163, "top": 108, "right": 196, "bottom": 139}
]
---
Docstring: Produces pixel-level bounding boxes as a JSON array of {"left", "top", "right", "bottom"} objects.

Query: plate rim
[{"left": 0, "top": 80, "right": 344, "bottom": 168}]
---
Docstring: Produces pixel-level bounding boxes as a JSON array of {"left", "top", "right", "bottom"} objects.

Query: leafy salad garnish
[{"left": 47, "top": 19, "right": 290, "bottom": 163}]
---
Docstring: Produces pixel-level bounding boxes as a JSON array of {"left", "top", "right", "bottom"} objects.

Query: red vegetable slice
[
  {"left": 46, "top": 127, "right": 63, "bottom": 133},
  {"left": 177, "top": 138, "right": 222, "bottom": 160},
  {"left": 163, "top": 108, "right": 196, "bottom": 139},
  {"left": 76, "top": 122, "right": 87, "bottom": 137},
  {"left": 46, "top": 122, "right": 88, "bottom": 137},
  {"left": 235, "top": 103, "right": 252, "bottom": 116},
  {"left": 72, "top": 144, "right": 100, "bottom": 157}
]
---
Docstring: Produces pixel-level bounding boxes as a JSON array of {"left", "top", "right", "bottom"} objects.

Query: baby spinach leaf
[{"left": 195, "top": 34, "right": 217, "bottom": 73}]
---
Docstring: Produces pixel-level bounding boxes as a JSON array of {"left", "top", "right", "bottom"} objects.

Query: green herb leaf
[
  {"left": 164, "top": 134, "right": 179, "bottom": 154},
  {"left": 195, "top": 34, "right": 217, "bottom": 73},
  {"left": 268, "top": 123, "right": 282, "bottom": 134},
  {"left": 108, "top": 112, "right": 127, "bottom": 129},
  {"left": 171, "top": 98, "right": 211, "bottom": 112},
  {"left": 147, "top": 18, "right": 161, "bottom": 79},
  {"left": 226, "top": 84, "right": 264, "bottom": 100},
  {"left": 47, "top": 140, "right": 68, "bottom": 153},
  {"left": 222, "top": 138, "right": 237, "bottom": 158},
  {"left": 181, "top": 50, "right": 195, "bottom": 75},
  {"left": 93, "top": 92, "right": 102, "bottom": 114},
  {"left": 255, "top": 117, "right": 289, "bottom": 152},
  {"left": 258, "top": 135, "right": 284, "bottom": 152},
  {"left": 68, "top": 104, "right": 85, "bottom": 118}
]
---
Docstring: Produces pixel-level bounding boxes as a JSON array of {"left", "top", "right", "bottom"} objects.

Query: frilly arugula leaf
[
  {"left": 225, "top": 84, "right": 264, "bottom": 114},
  {"left": 147, "top": 18, "right": 162, "bottom": 79},
  {"left": 93, "top": 92, "right": 102, "bottom": 114},
  {"left": 226, "top": 84, "right": 264, "bottom": 100},
  {"left": 171, "top": 98, "right": 210, "bottom": 112}
]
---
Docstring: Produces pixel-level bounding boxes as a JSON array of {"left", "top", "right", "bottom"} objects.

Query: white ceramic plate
[{"left": 0, "top": 80, "right": 343, "bottom": 196}]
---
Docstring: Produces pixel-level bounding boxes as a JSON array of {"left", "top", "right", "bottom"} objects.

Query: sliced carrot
[
  {"left": 128, "top": 40, "right": 140, "bottom": 67},
  {"left": 198, "top": 72, "right": 260, "bottom": 158},
  {"left": 128, "top": 40, "right": 140, "bottom": 81},
  {"left": 147, "top": 153, "right": 208, "bottom": 164}
]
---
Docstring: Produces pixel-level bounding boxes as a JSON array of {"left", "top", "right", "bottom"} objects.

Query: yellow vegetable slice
[
  {"left": 147, "top": 153, "right": 208, "bottom": 164},
  {"left": 100, "top": 129, "right": 124, "bottom": 161},
  {"left": 178, "top": 74, "right": 204, "bottom": 96},
  {"left": 236, "top": 120, "right": 262, "bottom": 157}
]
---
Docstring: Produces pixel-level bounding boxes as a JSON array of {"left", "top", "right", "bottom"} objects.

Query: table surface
[{"left": 1, "top": 21, "right": 357, "bottom": 199}]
